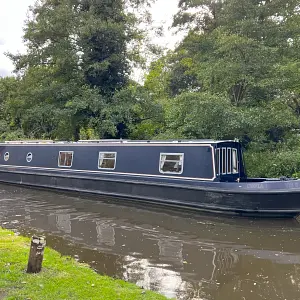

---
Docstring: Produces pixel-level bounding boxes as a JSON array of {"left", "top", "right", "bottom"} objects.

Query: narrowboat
[{"left": 0, "top": 139, "right": 299, "bottom": 218}]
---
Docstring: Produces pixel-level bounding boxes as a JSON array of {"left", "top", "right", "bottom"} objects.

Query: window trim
[
  {"left": 26, "top": 152, "right": 33, "bottom": 163},
  {"left": 215, "top": 148, "right": 220, "bottom": 176},
  {"left": 159, "top": 152, "right": 184, "bottom": 175},
  {"left": 232, "top": 148, "right": 239, "bottom": 174},
  {"left": 58, "top": 151, "right": 74, "bottom": 168},
  {"left": 227, "top": 148, "right": 232, "bottom": 174},
  {"left": 98, "top": 152, "right": 117, "bottom": 170},
  {"left": 221, "top": 148, "right": 227, "bottom": 175},
  {"left": 4, "top": 152, "right": 9, "bottom": 162}
]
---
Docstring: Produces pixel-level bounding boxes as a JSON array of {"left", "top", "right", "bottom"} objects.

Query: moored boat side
[{"left": 0, "top": 139, "right": 299, "bottom": 218}]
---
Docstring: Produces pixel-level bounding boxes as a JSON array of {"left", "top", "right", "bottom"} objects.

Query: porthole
[
  {"left": 26, "top": 152, "right": 33, "bottom": 163},
  {"left": 4, "top": 152, "right": 9, "bottom": 162}
]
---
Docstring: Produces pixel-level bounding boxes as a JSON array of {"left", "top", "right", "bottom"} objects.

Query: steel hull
[{"left": 0, "top": 169, "right": 299, "bottom": 218}]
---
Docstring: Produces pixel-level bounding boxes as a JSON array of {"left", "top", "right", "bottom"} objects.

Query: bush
[{"left": 244, "top": 144, "right": 300, "bottom": 178}]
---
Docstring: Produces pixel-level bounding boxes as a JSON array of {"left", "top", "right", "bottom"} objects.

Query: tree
[
  {"left": 0, "top": 77, "right": 25, "bottom": 140},
  {"left": 7, "top": 0, "right": 154, "bottom": 140},
  {"left": 171, "top": 0, "right": 300, "bottom": 106},
  {"left": 144, "top": 0, "right": 300, "bottom": 177}
]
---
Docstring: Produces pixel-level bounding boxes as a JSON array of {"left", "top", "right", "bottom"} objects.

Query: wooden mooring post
[{"left": 26, "top": 236, "right": 46, "bottom": 274}]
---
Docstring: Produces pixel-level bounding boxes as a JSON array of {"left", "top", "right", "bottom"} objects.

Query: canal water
[{"left": 0, "top": 184, "right": 300, "bottom": 300}]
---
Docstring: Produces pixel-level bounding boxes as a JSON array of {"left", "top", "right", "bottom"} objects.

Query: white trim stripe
[
  {"left": 0, "top": 163, "right": 216, "bottom": 181},
  {"left": 0, "top": 144, "right": 217, "bottom": 181},
  {"left": 0, "top": 143, "right": 214, "bottom": 147},
  {"left": 211, "top": 145, "right": 216, "bottom": 178}
]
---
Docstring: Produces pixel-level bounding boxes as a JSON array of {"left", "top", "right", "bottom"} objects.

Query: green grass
[{"left": 0, "top": 228, "right": 169, "bottom": 300}]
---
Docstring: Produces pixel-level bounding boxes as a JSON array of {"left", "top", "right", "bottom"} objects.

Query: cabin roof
[{"left": 1, "top": 139, "right": 238, "bottom": 145}]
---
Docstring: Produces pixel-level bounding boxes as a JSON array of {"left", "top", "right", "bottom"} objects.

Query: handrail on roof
[
  {"left": 78, "top": 139, "right": 128, "bottom": 143},
  {"left": 4, "top": 140, "right": 55, "bottom": 144},
  {"left": 3, "top": 139, "right": 237, "bottom": 145}
]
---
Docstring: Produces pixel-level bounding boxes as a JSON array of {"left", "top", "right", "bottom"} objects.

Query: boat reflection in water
[{"left": 1, "top": 184, "right": 300, "bottom": 299}]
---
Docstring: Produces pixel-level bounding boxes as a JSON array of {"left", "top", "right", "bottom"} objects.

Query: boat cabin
[
  {"left": 214, "top": 141, "right": 246, "bottom": 182},
  {"left": 0, "top": 140, "right": 246, "bottom": 183}
]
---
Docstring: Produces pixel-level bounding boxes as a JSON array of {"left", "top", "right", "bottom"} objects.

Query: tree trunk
[{"left": 74, "top": 125, "right": 80, "bottom": 141}]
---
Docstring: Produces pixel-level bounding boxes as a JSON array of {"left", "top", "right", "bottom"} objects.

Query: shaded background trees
[
  {"left": 143, "top": 0, "right": 300, "bottom": 177},
  {"left": 1, "top": 0, "right": 300, "bottom": 177},
  {"left": 2, "top": 0, "right": 157, "bottom": 140}
]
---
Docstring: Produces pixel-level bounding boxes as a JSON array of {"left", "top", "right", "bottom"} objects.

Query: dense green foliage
[
  {"left": 2, "top": 0, "right": 158, "bottom": 140},
  {"left": 0, "top": 227, "right": 168, "bottom": 299},
  {"left": 1, "top": 0, "right": 300, "bottom": 177},
  {"left": 144, "top": 0, "right": 300, "bottom": 177}
]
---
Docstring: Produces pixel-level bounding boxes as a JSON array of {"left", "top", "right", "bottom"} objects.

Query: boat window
[
  {"left": 232, "top": 149, "right": 238, "bottom": 174},
  {"left": 227, "top": 148, "right": 232, "bottom": 174},
  {"left": 98, "top": 152, "right": 117, "bottom": 170},
  {"left": 4, "top": 152, "right": 9, "bottom": 162},
  {"left": 221, "top": 148, "right": 226, "bottom": 174},
  {"left": 159, "top": 153, "right": 184, "bottom": 174},
  {"left": 58, "top": 151, "right": 73, "bottom": 168},
  {"left": 215, "top": 148, "right": 220, "bottom": 175},
  {"left": 26, "top": 152, "right": 33, "bottom": 163}
]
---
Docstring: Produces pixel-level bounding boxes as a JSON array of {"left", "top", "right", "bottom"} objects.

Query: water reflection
[
  {"left": 96, "top": 221, "right": 115, "bottom": 247},
  {"left": 56, "top": 213, "right": 71, "bottom": 234},
  {"left": 1, "top": 184, "right": 300, "bottom": 299}
]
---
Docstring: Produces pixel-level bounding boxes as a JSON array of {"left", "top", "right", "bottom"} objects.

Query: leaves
[
  {"left": 2, "top": 0, "right": 300, "bottom": 177},
  {"left": 3, "top": 0, "right": 156, "bottom": 141}
]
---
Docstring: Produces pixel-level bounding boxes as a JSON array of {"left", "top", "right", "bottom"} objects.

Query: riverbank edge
[{"left": 0, "top": 227, "right": 169, "bottom": 300}]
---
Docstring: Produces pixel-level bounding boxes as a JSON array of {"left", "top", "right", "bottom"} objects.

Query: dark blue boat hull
[{"left": 0, "top": 168, "right": 299, "bottom": 218}]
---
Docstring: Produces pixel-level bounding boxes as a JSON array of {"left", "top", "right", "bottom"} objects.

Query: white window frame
[
  {"left": 26, "top": 152, "right": 33, "bottom": 163},
  {"left": 58, "top": 151, "right": 74, "bottom": 168},
  {"left": 4, "top": 152, "right": 9, "bottom": 162},
  {"left": 232, "top": 148, "right": 239, "bottom": 174},
  {"left": 98, "top": 152, "right": 117, "bottom": 170},
  {"left": 227, "top": 148, "right": 232, "bottom": 174},
  {"left": 159, "top": 153, "right": 184, "bottom": 175},
  {"left": 221, "top": 148, "right": 227, "bottom": 175},
  {"left": 215, "top": 148, "right": 220, "bottom": 175}
]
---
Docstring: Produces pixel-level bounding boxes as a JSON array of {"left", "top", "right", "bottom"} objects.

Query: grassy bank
[{"left": 0, "top": 228, "right": 169, "bottom": 300}]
